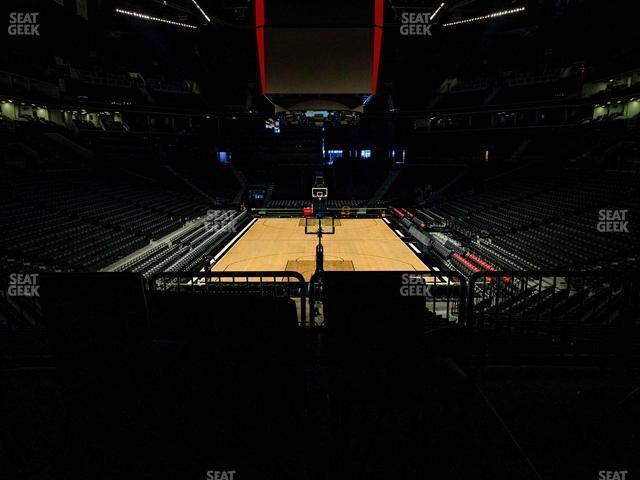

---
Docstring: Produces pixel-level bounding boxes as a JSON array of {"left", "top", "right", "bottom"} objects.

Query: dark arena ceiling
[{"left": 2, "top": 0, "right": 638, "bottom": 115}]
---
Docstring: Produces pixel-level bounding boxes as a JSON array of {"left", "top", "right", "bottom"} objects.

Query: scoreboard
[{"left": 255, "top": 0, "right": 384, "bottom": 95}]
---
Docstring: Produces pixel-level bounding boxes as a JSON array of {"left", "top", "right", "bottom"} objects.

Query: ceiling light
[
  {"left": 430, "top": 3, "right": 445, "bottom": 21},
  {"left": 443, "top": 6, "right": 525, "bottom": 27},
  {"left": 191, "top": 0, "right": 211, "bottom": 23},
  {"left": 115, "top": 8, "right": 197, "bottom": 29}
]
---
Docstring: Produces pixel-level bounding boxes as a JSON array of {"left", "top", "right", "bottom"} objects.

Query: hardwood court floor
[{"left": 211, "top": 218, "right": 428, "bottom": 281}]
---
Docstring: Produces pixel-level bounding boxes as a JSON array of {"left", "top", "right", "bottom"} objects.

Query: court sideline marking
[{"left": 212, "top": 217, "right": 258, "bottom": 262}]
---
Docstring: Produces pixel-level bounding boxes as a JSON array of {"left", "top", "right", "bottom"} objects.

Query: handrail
[
  {"left": 148, "top": 271, "right": 307, "bottom": 326},
  {"left": 466, "top": 270, "right": 636, "bottom": 355},
  {"left": 467, "top": 269, "right": 632, "bottom": 319},
  {"left": 309, "top": 270, "right": 467, "bottom": 328}
]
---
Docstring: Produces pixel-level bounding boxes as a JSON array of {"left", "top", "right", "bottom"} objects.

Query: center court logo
[
  {"left": 400, "top": 273, "right": 433, "bottom": 297},
  {"left": 400, "top": 12, "right": 433, "bottom": 36},
  {"left": 8, "top": 13, "right": 40, "bottom": 36}
]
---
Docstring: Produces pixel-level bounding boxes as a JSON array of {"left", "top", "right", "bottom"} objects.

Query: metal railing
[
  {"left": 309, "top": 270, "right": 467, "bottom": 328},
  {"left": 467, "top": 270, "right": 637, "bottom": 356},
  {"left": 146, "top": 269, "right": 638, "bottom": 356},
  {"left": 149, "top": 271, "right": 307, "bottom": 326}
]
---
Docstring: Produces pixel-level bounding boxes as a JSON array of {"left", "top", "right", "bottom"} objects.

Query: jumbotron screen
[{"left": 256, "top": 0, "right": 383, "bottom": 95}]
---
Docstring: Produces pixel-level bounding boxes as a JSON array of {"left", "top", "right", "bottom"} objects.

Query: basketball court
[{"left": 211, "top": 218, "right": 428, "bottom": 281}]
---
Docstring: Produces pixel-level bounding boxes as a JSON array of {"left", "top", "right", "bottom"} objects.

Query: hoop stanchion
[{"left": 304, "top": 217, "right": 336, "bottom": 235}]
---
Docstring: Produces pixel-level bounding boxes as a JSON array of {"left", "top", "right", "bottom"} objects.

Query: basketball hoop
[{"left": 311, "top": 187, "right": 328, "bottom": 199}]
